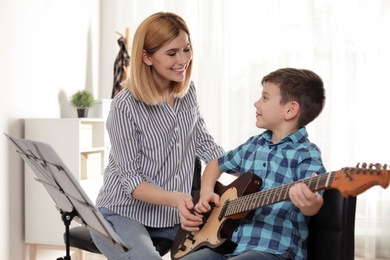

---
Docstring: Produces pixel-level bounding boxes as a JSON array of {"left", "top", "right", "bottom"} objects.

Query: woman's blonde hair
[{"left": 123, "top": 12, "right": 193, "bottom": 105}]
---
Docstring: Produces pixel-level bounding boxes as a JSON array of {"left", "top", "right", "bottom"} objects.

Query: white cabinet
[{"left": 24, "top": 118, "right": 109, "bottom": 246}]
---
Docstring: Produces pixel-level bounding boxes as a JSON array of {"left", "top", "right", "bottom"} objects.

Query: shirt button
[{"left": 263, "top": 162, "right": 266, "bottom": 167}]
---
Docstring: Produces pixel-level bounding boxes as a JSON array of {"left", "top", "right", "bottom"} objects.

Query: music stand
[{"left": 5, "top": 133, "right": 131, "bottom": 260}]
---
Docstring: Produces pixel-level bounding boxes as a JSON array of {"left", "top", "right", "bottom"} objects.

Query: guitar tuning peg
[
  {"left": 384, "top": 164, "right": 388, "bottom": 169},
  {"left": 356, "top": 162, "right": 360, "bottom": 168},
  {"left": 369, "top": 163, "right": 374, "bottom": 169},
  {"left": 362, "top": 162, "right": 367, "bottom": 168},
  {"left": 374, "top": 163, "right": 382, "bottom": 169}
]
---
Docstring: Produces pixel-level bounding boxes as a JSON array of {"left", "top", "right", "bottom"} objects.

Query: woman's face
[{"left": 143, "top": 30, "right": 192, "bottom": 89}]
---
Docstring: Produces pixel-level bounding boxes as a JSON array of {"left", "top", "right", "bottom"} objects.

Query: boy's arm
[
  {"left": 194, "top": 158, "right": 224, "bottom": 213},
  {"left": 289, "top": 173, "right": 324, "bottom": 216},
  {"left": 178, "top": 158, "right": 223, "bottom": 231}
]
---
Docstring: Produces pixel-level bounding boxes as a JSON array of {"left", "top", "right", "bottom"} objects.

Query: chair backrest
[
  {"left": 307, "top": 189, "right": 356, "bottom": 260},
  {"left": 191, "top": 157, "right": 202, "bottom": 196}
]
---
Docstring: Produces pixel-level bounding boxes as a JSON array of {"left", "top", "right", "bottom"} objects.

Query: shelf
[
  {"left": 24, "top": 118, "right": 109, "bottom": 246},
  {"left": 80, "top": 146, "right": 105, "bottom": 153}
]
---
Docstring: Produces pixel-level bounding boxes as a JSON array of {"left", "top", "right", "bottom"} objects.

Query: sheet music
[{"left": 5, "top": 133, "right": 130, "bottom": 251}]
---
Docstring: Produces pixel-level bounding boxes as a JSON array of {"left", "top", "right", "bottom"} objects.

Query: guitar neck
[{"left": 224, "top": 171, "right": 335, "bottom": 217}]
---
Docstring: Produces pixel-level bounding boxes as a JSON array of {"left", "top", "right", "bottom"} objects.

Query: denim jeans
[
  {"left": 90, "top": 208, "right": 178, "bottom": 260},
  {"left": 180, "top": 247, "right": 289, "bottom": 260}
]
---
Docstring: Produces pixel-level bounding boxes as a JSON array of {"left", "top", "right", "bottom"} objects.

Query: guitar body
[{"left": 171, "top": 172, "right": 262, "bottom": 260}]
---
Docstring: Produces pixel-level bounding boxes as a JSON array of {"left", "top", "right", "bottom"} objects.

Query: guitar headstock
[{"left": 330, "top": 163, "right": 390, "bottom": 197}]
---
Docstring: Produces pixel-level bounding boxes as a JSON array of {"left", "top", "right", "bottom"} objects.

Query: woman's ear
[
  {"left": 285, "top": 101, "right": 300, "bottom": 120},
  {"left": 142, "top": 50, "right": 153, "bottom": 66}
]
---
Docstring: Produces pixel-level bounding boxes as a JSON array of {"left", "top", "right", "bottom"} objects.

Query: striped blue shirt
[
  {"left": 218, "top": 127, "right": 325, "bottom": 260},
  {"left": 96, "top": 82, "right": 224, "bottom": 228}
]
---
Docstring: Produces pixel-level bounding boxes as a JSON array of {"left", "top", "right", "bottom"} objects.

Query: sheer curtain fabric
[{"left": 111, "top": 1, "right": 390, "bottom": 258}]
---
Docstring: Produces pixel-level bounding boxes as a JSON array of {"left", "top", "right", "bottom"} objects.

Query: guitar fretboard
[{"left": 223, "top": 171, "right": 336, "bottom": 217}]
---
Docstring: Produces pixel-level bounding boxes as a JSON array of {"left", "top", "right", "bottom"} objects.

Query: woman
[{"left": 91, "top": 12, "right": 224, "bottom": 259}]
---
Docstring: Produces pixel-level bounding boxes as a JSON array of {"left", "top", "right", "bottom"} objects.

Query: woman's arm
[{"left": 132, "top": 182, "right": 193, "bottom": 208}]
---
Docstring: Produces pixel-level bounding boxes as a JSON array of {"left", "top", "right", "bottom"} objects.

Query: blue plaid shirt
[{"left": 218, "top": 127, "right": 325, "bottom": 260}]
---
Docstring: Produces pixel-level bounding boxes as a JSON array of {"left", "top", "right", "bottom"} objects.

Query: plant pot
[{"left": 77, "top": 108, "right": 89, "bottom": 118}]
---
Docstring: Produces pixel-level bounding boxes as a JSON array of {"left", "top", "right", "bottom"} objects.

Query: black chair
[
  {"left": 65, "top": 157, "right": 202, "bottom": 258},
  {"left": 66, "top": 226, "right": 173, "bottom": 257},
  {"left": 307, "top": 189, "right": 356, "bottom": 260}
]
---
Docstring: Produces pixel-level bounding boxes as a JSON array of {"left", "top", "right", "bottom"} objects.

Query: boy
[{"left": 180, "top": 68, "right": 326, "bottom": 260}]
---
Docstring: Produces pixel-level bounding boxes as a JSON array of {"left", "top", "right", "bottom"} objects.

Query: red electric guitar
[{"left": 171, "top": 163, "right": 390, "bottom": 260}]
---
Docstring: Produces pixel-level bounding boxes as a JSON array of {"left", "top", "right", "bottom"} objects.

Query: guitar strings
[
  {"left": 196, "top": 166, "right": 388, "bottom": 219},
  {"left": 218, "top": 173, "right": 335, "bottom": 217}
]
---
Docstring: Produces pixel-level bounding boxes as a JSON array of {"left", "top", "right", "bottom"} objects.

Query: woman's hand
[
  {"left": 177, "top": 193, "right": 203, "bottom": 232},
  {"left": 179, "top": 191, "right": 220, "bottom": 232}
]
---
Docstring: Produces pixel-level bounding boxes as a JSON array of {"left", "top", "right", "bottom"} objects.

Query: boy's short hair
[{"left": 262, "top": 68, "right": 326, "bottom": 128}]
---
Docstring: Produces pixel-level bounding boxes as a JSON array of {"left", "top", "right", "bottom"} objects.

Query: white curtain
[{"left": 112, "top": 0, "right": 390, "bottom": 258}]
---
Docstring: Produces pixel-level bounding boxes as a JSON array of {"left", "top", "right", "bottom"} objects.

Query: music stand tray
[{"left": 5, "top": 133, "right": 131, "bottom": 260}]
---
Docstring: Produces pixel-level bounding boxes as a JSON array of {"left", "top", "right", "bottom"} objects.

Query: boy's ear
[
  {"left": 142, "top": 50, "right": 153, "bottom": 66},
  {"left": 285, "top": 101, "right": 300, "bottom": 120}
]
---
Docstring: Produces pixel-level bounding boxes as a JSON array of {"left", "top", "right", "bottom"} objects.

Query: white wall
[
  {"left": 0, "top": 0, "right": 102, "bottom": 259},
  {"left": 0, "top": 2, "right": 208, "bottom": 259}
]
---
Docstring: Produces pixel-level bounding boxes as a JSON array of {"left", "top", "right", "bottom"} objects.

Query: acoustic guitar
[{"left": 171, "top": 163, "right": 390, "bottom": 260}]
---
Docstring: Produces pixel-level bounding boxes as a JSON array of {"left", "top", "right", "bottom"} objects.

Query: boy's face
[{"left": 254, "top": 82, "right": 287, "bottom": 130}]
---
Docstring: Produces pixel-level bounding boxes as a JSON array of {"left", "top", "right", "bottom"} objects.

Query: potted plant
[{"left": 70, "top": 90, "right": 94, "bottom": 118}]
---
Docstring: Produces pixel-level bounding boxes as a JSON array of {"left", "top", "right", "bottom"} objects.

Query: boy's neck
[{"left": 270, "top": 125, "right": 300, "bottom": 144}]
